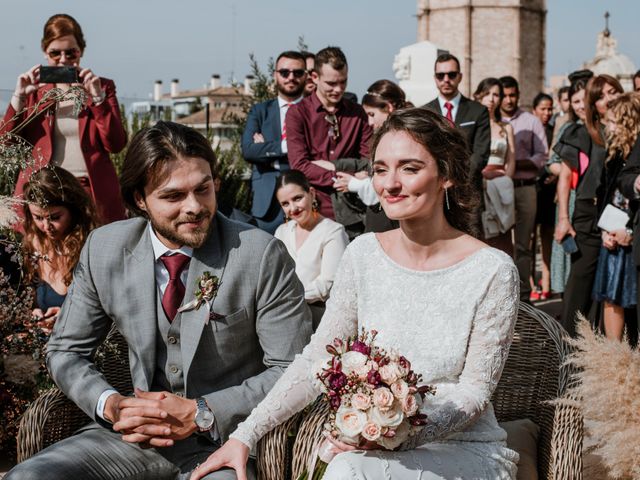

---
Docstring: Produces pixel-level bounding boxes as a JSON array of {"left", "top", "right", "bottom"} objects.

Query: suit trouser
[
  {"left": 513, "top": 184, "right": 537, "bottom": 300},
  {"left": 5, "top": 424, "right": 256, "bottom": 480},
  {"left": 561, "top": 199, "right": 602, "bottom": 337}
]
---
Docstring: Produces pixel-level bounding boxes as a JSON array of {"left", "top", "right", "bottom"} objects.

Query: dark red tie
[
  {"left": 444, "top": 102, "right": 454, "bottom": 126},
  {"left": 160, "top": 253, "right": 190, "bottom": 322}
]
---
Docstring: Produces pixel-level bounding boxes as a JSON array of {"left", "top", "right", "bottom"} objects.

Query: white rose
[
  {"left": 361, "top": 421, "right": 382, "bottom": 442},
  {"left": 377, "top": 421, "right": 410, "bottom": 450},
  {"left": 390, "top": 380, "right": 410, "bottom": 399},
  {"left": 341, "top": 351, "right": 368, "bottom": 375},
  {"left": 354, "top": 363, "right": 371, "bottom": 381},
  {"left": 379, "top": 362, "right": 402, "bottom": 385},
  {"left": 351, "top": 392, "right": 372, "bottom": 411},
  {"left": 335, "top": 405, "right": 368, "bottom": 438},
  {"left": 372, "top": 387, "right": 394, "bottom": 411},
  {"left": 401, "top": 394, "right": 419, "bottom": 416},
  {"left": 370, "top": 404, "right": 403, "bottom": 428}
]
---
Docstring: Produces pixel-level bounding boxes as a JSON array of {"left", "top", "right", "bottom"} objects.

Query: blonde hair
[{"left": 606, "top": 92, "right": 640, "bottom": 160}]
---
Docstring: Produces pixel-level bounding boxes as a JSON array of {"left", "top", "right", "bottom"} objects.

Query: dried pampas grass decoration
[
  {"left": 0, "top": 195, "right": 20, "bottom": 229},
  {"left": 566, "top": 316, "right": 640, "bottom": 479}
]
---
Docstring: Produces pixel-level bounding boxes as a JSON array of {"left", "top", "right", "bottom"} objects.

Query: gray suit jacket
[{"left": 46, "top": 213, "right": 313, "bottom": 441}]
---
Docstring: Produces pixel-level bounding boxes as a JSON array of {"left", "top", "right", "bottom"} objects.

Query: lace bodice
[
  {"left": 488, "top": 138, "right": 508, "bottom": 167},
  {"left": 230, "top": 234, "right": 519, "bottom": 450}
]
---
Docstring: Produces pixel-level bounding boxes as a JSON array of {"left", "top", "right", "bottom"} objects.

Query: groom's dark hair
[{"left": 120, "top": 121, "right": 217, "bottom": 218}]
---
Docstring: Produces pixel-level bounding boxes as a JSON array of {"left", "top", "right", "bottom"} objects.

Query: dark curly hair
[{"left": 371, "top": 107, "right": 479, "bottom": 236}]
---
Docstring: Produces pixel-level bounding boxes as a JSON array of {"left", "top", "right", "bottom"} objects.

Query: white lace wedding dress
[{"left": 231, "top": 234, "right": 520, "bottom": 479}]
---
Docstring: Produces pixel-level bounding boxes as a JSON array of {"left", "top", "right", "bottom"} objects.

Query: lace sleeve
[
  {"left": 229, "top": 246, "right": 359, "bottom": 449},
  {"left": 400, "top": 261, "right": 519, "bottom": 450}
]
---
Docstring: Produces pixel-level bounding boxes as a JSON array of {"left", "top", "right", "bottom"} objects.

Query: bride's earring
[{"left": 445, "top": 187, "right": 450, "bottom": 210}]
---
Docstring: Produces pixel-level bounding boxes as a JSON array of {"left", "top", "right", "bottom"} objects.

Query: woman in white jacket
[{"left": 274, "top": 170, "right": 349, "bottom": 329}]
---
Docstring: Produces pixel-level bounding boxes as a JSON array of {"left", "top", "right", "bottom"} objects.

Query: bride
[{"left": 192, "top": 108, "right": 520, "bottom": 479}]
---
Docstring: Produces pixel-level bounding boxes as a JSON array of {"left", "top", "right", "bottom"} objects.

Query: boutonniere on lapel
[{"left": 178, "top": 271, "right": 221, "bottom": 324}]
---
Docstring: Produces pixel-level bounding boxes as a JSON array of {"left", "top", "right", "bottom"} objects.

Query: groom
[{"left": 6, "top": 122, "right": 313, "bottom": 480}]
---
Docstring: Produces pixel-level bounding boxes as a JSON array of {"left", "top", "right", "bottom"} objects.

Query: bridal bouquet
[{"left": 299, "top": 330, "right": 435, "bottom": 479}]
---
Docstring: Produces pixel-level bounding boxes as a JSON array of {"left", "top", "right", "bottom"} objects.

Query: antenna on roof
[{"left": 604, "top": 11, "right": 611, "bottom": 37}]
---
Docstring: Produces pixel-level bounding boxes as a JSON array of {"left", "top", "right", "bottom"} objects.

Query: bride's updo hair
[{"left": 371, "top": 107, "right": 479, "bottom": 236}]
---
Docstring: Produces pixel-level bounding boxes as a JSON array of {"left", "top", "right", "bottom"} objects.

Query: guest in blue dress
[
  {"left": 592, "top": 93, "right": 640, "bottom": 341},
  {"left": 21, "top": 166, "right": 99, "bottom": 328}
]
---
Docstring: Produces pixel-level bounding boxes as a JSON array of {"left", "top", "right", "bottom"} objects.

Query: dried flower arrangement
[
  {"left": 0, "top": 86, "right": 87, "bottom": 458},
  {"left": 565, "top": 317, "right": 640, "bottom": 479}
]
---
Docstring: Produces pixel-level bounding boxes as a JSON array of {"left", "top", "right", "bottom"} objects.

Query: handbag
[{"left": 597, "top": 204, "right": 629, "bottom": 232}]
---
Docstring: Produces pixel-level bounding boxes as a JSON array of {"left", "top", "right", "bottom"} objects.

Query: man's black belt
[{"left": 513, "top": 178, "right": 537, "bottom": 187}]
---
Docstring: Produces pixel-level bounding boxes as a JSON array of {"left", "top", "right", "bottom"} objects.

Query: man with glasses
[
  {"left": 241, "top": 51, "right": 307, "bottom": 233},
  {"left": 301, "top": 51, "right": 316, "bottom": 97},
  {"left": 423, "top": 53, "right": 490, "bottom": 189},
  {"left": 286, "top": 46, "right": 372, "bottom": 225}
]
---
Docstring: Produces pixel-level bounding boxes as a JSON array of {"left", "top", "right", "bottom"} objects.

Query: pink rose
[
  {"left": 377, "top": 421, "right": 410, "bottom": 450},
  {"left": 361, "top": 421, "right": 382, "bottom": 442},
  {"left": 372, "top": 387, "right": 394, "bottom": 410},
  {"left": 370, "top": 404, "right": 404, "bottom": 428},
  {"left": 335, "top": 405, "right": 367, "bottom": 438},
  {"left": 379, "top": 362, "right": 402, "bottom": 385},
  {"left": 351, "top": 392, "right": 372, "bottom": 411},
  {"left": 401, "top": 394, "right": 419, "bottom": 416},
  {"left": 390, "top": 380, "right": 410, "bottom": 399}
]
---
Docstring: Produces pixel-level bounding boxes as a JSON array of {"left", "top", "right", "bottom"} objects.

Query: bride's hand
[
  {"left": 324, "top": 433, "right": 379, "bottom": 453},
  {"left": 190, "top": 438, "right": 249, "bottom": 480}
]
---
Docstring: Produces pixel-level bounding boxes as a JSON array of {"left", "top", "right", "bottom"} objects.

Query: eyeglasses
[
  {"left": 47, "top": 48, "right": 80, "bottom": 60},
  {"left": 277, "top": 69, "right": 306, "bottom": 79},
  {"left": 435, "top": 71, "right": 459, "bottom": 81},
  {"left": 324, "top": 114, "right": 340, "bottom": 140}
]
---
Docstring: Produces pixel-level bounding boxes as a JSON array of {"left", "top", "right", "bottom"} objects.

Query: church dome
[{"left": 583, "top": 15, "right": 636, "bottom": 91}]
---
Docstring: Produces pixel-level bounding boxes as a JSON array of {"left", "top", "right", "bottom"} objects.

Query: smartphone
[
  {"left": 40, "top": 66, "right": 79, "bottom": 84},
  {"left": 561, "top": 235, "right": 578, "bottom": 254}
]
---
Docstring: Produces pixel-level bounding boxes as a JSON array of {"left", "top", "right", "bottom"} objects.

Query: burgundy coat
[{"left": 1, "top": 78, "right": 127, "bottom": 223}]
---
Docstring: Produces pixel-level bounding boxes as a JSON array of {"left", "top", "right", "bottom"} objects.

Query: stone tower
[{"left": 416, "top": 0, "right": 546, "bottom": 106}]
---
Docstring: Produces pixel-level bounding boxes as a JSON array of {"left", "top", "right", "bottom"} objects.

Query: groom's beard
[{"left": 149, "top": 210, "right": 214, "bottom": 249}]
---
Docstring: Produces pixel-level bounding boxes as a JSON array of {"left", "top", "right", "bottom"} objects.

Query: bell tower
[{"left": 416, "top": 0, "right": 546, "bottom": 106}]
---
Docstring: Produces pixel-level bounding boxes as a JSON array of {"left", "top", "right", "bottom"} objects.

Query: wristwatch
[{"left": 194, "top": 397, "right": 214, "bottom": 432}]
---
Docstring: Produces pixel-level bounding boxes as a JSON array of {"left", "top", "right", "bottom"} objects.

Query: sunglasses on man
[
  {"left": 277, "top": 69, "right": 306, "bottom": 79},
  {"left": 435, "top": 71, "right": 459, "bottom": 81},
  {"left": 47, "top": 48, "right": 81, "bottom": 60}
]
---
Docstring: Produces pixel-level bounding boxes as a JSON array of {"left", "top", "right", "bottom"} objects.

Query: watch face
[{"left": 195, "top": 408, "right": 214, "bottom": 429}]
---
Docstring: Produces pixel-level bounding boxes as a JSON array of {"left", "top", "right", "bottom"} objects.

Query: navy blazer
[
  {"left": 423, "top": 95, "right": 490, "bottom": 186},
  {"left": 241, "top": 99, "right": 289, "bottom": 218}
]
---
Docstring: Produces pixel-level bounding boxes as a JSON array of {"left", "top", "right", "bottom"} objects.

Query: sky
[{"left": 1, "top": 0, "right": 638, "bottom": 111}]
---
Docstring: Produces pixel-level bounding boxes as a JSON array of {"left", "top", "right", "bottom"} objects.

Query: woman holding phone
[{"left": 1, "top": 13, "right": 126, "bottom": 224}]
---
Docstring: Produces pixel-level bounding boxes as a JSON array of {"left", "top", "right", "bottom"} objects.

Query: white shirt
[
  {"left": 347, "top": 176, "right": 379, "bottom": 206},
  {"left": 277, "top": 95, "right": 303, "bottom": 159},
  {"left": 274, "top": 218, "right": 349, "bottom": 303},
  {"left": 96, "top": 224, "right": 193, "bottom": 421},
  {"left": 437, "top": 92, "right": 462, "bottom": 122}
]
